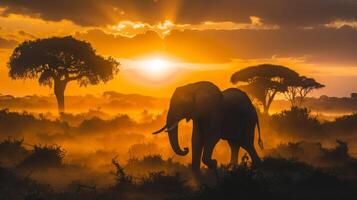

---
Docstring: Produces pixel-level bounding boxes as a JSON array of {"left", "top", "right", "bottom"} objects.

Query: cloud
[
  {"left": 1, "top": 0, "right": 357, "bottom": 27},
  {"left": 18, "top": 30, "right": 36, "bottom": 39},
  {"left": 75, "top": 26, "right": 357, "bottom": 65},
  {"left": 74, "top": 29, "right": 164, "bottom": 58},
  {"left": 0, "top": 37, "right": 18, "bottom": 49}
]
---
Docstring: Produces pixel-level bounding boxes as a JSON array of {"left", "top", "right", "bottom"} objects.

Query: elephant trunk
[{"left": 168, "top": 125, "right": 189, "bottom": 156}]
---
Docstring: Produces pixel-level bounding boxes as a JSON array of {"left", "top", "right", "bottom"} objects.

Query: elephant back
[{"left": 221, "top": 88, "right": 256, "bottom": 140}]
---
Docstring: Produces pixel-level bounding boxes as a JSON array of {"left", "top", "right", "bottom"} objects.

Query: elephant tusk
[
  {"left": 152, "top": 125, "right": 167, "bottom": 135},
  {"left": 165, "top": 122, "right": 179, "bottom": 132}
]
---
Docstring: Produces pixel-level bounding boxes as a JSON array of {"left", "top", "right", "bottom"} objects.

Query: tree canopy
[
  {"left": 231, "top": 64, "right": 299, "bottom": 114},
  {"left": 8, "top": 36, "right": 120, "bottom": 112},
  {"left": 284, "top": 76, "right": 325, "bottom": 107}
]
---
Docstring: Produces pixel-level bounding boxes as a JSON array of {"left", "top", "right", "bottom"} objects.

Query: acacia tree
[
  {"left": 8, "top": 36, "right": 120, "bottom": 113},
  {"left": 284, "top": 76, "right": 325, "bottom": 107},
  {"left": 231, "top": 64, "right": 299, "bottom": 114}
]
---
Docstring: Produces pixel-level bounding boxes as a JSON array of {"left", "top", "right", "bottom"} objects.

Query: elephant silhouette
[
  {"left": 222, "top": 88, "right": 263, "bottom": 166},
  {"left": 153, "top": 82, "right": 263, "bottom": 174}
]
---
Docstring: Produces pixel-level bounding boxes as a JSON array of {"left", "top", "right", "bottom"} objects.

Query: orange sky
[{"left": 1, "top": 1, "right": 357, "bottom": 97}]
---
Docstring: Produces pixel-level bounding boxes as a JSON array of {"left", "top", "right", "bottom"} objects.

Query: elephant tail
[{"left": 256, "top": 117, "right": 264, "bottom": 150}]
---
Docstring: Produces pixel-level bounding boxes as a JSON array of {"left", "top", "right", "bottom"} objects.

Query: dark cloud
[
  {"left": 0, "top": 37, "right": 18, "bottom": 49},
  {"left": 0, "top": 0, "right": 115, "bottom": 26},
  {"left": 167, "top": 25, "right": 357, "bottom": 65},
  {"left": 75, "top": 26, "right": 357, "bottom": 65},
  {"left": 18, "top": 30, "right": 36, "bottom": 39},
  {"left": 74, "top": 29, "right": 164, "bottom": 57},
  {"left": 1, "top": 0, "right": 357, "bottom": 27}
]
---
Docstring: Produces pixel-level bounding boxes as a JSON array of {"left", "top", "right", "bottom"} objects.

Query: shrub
[
  {"left": 189, "top": 164, "right": 273, "bottom": 200},
  {"left": 271, "top": 107, "right": 324, "bottom": 139},
  {"left": 18, "top": 145, "right": 65, "bottom": 169},
  {"left": 111, "top": 158, "right": 134, "bottom": 190},
  {"left": 140, "top": 172, "right": 189, "bottom": 194},
  {"left": 323, "top": 113, "right": 357, "bottom": 134},
  {"left": 0, "top": 137, "right": 28, "bottom": 167},
  {"left": 125, "top": 155, "right": 187, "bottom": 176}
]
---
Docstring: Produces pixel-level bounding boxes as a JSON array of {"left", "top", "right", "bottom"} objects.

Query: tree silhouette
[
  {"left": 284, "top": 76, "right": 325, "bottom": 107},
  {"left": 8, "top": 36, "right": 119, "bottom": 113},
  {"left": 231, "top": 64, "right": 299, "bottom": 114}
]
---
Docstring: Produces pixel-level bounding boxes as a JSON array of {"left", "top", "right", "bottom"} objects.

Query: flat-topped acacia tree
[
  {"left": 8, "top": 36, "right": 120, "bottom": 113},
  {"left": 231, "top": 64, "right": 299, "bottom": 114}
]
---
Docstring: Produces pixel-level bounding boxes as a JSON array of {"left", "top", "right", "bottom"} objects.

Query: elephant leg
[
  {"left": 201, "top": 113, "right": 221, "bottom": 170},
  {"left": 202, "top": 135, "right": 220, "bottom": 170},
  {"left": 191, "top": 120, "right": 203, "bottom": 174},
  {"left": 245, "top": 144, "right": 261, "bottom": 167},
  {"left": 228, "top": 140, "right": 240, "bottom": 165}
]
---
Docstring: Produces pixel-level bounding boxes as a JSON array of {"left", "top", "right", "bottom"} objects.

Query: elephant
[
  {"left": 152, "top": 81, "right": 223, "bottom": 173},
  {"left": 221, "top": 88, "right": 263, "bottom": 166},
  {"left": 152, "top": 83, "right": 263, "bottom": 174}
]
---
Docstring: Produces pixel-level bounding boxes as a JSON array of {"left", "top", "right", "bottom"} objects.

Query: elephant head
[{"left": 152, "top": 81, "right": 222, "bottom": 156}]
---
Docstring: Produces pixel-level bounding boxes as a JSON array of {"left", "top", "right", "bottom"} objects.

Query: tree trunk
[
  {"left": 263, "top": 104, "right": 269, "bottom": 115},
  {"left": 54, "top": 81, "right": 67, "bottom": 113},
  {"left": 264, "top": 90, "right": 278, "bottom": 115}
]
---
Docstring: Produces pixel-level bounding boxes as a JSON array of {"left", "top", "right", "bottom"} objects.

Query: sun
[
  {"left": 127, "top": 57, "right": 180, "bottom": 84},
  {"left": 141, "top": 58, "right": 173, "bottom": 79},
  {"left": 144, "top": 59, "right": 169, "bottom": 74}
]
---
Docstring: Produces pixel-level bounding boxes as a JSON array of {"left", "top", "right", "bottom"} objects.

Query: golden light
[
  {"left": 142, "top": 59, "right": 171, "bottom": 77},
  {"left": 145, "top": 59, "right": 168, "bottom": 71}
]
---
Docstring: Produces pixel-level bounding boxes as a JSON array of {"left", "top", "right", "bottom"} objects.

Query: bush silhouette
[
  {"left": 271, "top": 107, "right": 324, "bottom": 139},
  {"left": 0, "top": 152, "right": 357, "bottom": 200},
  {"left": 0, "top": 109, "right": 70, "bottom": 136},
  {"left": 0, "top": 165, "right": 51, "bottom": 200},
  {"left": 18, "top": 145, "right": 65, "bottom": 169},
  {"left": 140, "top": 172, "right": 189, "bottom": 195},
  {"left": 125, "top": 155, "right": 188, "bottom": 176},
  {"left": 323, "top": 113, "right": 357, "bottom": 134},
  {"left": 0, "top": 137, "right": 28, "bottom": 167}
]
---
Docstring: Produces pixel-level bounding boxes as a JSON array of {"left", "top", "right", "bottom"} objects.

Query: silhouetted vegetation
[
  {"left": 303, "top": 95, "right": 357, "bottom": 113},
  {"left": 2, "top": 149, "right": 357, "bottom": 200},
  {"left": 8, "top": 36, "right": 120, "bottom": 112},
  {"left": 284, "top": 76, "right": 325, "bottom": 107},
  {"left": 231, "top": 64, "right": 324, "bottom": 114},
  {"left": 0, "top": 138, "right": 28, "bottom": 167},
  {"left": 111, "top": 158, "right": 134, "bottom": 192},
  {"left": 0, "top": 108, "right": 164, "bottom": 138},
  {"left": 323, "top": 113, "right": 357, "bottom": 134},
  {"left": 271, "top": 107, "right": 324, "bottom": 139},
  {"left": 0, "top": 166, "right": 52, "bottom": 200},
  {"left": 59, "top": 108, "right": 111, "bottom": 126},
  {"left": 231, "top": 64, "right": 299, "bottom": 114},
  {"left": 0, "top": 109, "right": 69, "bottom": 136},
  {"left": 0, "top": 104, "right": 356, "bottom": 199},
  {"left": 17, "top": 145, "right": 65, "bottom": 170},
  {"left": 0, "top": 92, "right": 168, "bottom": 113},
  {"left": 125, "top": 155, "right": 189, "bottom": 177},
  {"left": 267, "top": 140, "right": 357, "bottom": 178},
  {"left": 1, "top": 92, "right": 357, "bottom": 115}
]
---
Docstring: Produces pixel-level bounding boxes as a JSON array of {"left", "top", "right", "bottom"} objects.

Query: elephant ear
[{"left": 177, "top": 87, "right": 195, "bottom": 120}]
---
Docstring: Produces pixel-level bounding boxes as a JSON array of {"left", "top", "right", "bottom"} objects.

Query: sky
[{"left": 0, "top": 0, "right": 357, "bottom": 97}]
